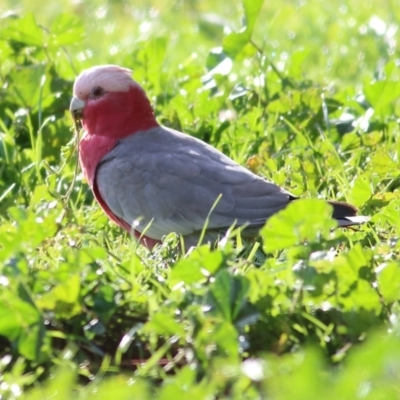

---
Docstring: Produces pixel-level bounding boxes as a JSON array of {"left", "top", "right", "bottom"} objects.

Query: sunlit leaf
[
  {"left": 145, "top": 313, "right": 185, "bottom": 337},
  {"left": 262, "top": 199, "right": 336, "bottom": 253},
  {"left": 377, "top": 261, "right": 400, "bottom": 303},
  {"left": 222, "top": 0, "right": 264, "bottom": 58},
  {"left": 50, "top": 14, "right": 85, "bottom": 47},
  {"left": 348, "top": 173, "right": 373, "bottom": 206},
  {"left": 209, "top": 269, "right": 250, "bottom": 322},
  {"left": 0, "top": 14, "right": 43, "bottom": 46},
  {"left": 169, "top": 246, "right": 225, "bottom": 287},
  {"left": 37, "top": 275, "right": 81, "bottom": 318}
]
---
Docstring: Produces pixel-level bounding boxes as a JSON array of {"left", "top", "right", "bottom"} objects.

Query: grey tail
[{"left": 328, "top": 201, "right": 370, "bottom": 227}]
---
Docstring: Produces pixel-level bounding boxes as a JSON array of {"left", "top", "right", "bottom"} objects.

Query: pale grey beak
[{"left": 70, "top": 96, "right": 86, "bottom": 120}]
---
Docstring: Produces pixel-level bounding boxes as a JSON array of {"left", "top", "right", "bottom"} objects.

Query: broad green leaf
[
  {"left": 348, "top": 173, "right": 373, "bottom": 206},
  {"left": 159, "top": 366, "right": 210, "bottom": 400},
  {"left": 223, "top": 30, "right": 252, "bottom": 59},
  {"left": 209, "top": 269, "right": 249, "bottom": 322},
  {"left": 37, "top": 274, "right": 81, "bottom": 318},
  {"left": 262, "top": 199, "right": 336, "bottom": 253},
  {"left": 245, "top": 268, "right": 275, "bottom": 303},
  {"left": 0, "top": 297, "right": 39, "bottom": 339},
  {"left": 335, "top": 330, "right": 400, "bottom": 397},
  {"left": 369, "top": 148, "right": 398, "bottom": 175},
  {"left": 372, "top": 200, "right": 400, "bottom": 231},
  {"left": 266, "top": 349, "right": 326, "bottom": 399},
  {"left": 22, "top": 368, "right": 77, "bottom": 400},
  {"left": 133, "top": 37, "right": 168, "bottom": 92},
  {"left": 223, "top": 0, "right": 264, "bottom": 58},
  {"left": 333, "top": 245, "right": 380, "bottom": 313},
  {"left": 340, "top": 279, "right": 381, "bottom": 313},
  {"left": 334, "top": 244, "right": 371, "bottom": 289},
  {"left": 18, "top": 323, "right": 45, "bottom": 361},
  {"left": 6, "top": 205, "right": 58, "bottom": 249},
  {"left": 377, "top": 262, "right": 400, "bottom": 303},
  {"left": 50, "top": 14, "right": 85, "bottom": 47},
  {"left": 364, "top": 80, "right": 400, "bottom": 112},
  {"left": 91, "top": 284, "right": 117, "bottom": 323},
  {"left": 145, "top": 313, "right": 185, "bottom": 337},
  {"left": 0, "top": 14, "right": 43, "bottom": 46},
  {"left": 8, "top": 64, "right": 51, "bottom": 111},
  {"left": 243, "top": 0, "right": 265, "bottom": 32},
  {"left": 169, "top": 246, "right": 225, "bottom": 287},
  {"left": 86, "top": 375, "right": 150, "bottom": 400},
  {"left": 195, "top": 319, "right": 240, "bottom": 362},
  {"left": 341, "top": 132, "right": 361, "bottom": 151},
  {"left": 0, "top": 223, "right": 19, "bottom": 261}
]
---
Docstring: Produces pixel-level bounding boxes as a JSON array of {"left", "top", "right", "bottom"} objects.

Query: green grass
[{"left": 0, "top": 0, "right": 400, "bottom": 398}]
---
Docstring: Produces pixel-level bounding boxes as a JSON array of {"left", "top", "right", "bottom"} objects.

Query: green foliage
[{"left": 0, "top": 0, "right": 400, "bottom": 397}]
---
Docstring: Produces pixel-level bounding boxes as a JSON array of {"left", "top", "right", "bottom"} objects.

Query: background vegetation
[{"left": 0, "top": 0, "right": 400, "bottom": 398}]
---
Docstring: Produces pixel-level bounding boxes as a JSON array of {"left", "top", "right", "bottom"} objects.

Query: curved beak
[{"left": 70, "top": 96, "right": 86, "bottom": 120}]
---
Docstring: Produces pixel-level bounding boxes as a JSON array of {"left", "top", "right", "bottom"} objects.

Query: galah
[{"left": 70, "top": 65, "right": 368, "bottom": 250}]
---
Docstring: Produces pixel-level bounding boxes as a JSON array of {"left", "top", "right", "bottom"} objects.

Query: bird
[{"left": 70, "top": 64, "right": 368, "bottom": 250}]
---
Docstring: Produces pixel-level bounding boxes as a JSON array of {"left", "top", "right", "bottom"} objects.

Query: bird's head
[{"left": 70, "top": 65, "right": 158, "bottom": 138}]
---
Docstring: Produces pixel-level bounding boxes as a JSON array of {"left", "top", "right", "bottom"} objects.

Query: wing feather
[{"left": 96, "top": 126, "right": 292, "bottom": 240}]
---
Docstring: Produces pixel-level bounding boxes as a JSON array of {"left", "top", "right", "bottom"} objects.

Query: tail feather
[
  {"left": 336, "top": 215, "right": 371, "bottom": 227},
  {"left": 328, "top": 201, "right": 370, "bottom": 227}
]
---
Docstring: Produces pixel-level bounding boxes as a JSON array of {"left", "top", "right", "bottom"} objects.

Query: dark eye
[{"left": 91, "top": 86, "right": 105, "bottom": 98}]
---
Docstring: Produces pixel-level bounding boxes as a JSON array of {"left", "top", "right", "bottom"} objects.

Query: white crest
[{"left": 73, "top": 65, "right": 138, "bottom": 99}]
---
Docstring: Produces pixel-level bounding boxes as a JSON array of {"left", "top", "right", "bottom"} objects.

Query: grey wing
[{"left": 96, "top": 126, "right": 293, "bottom": 240}]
